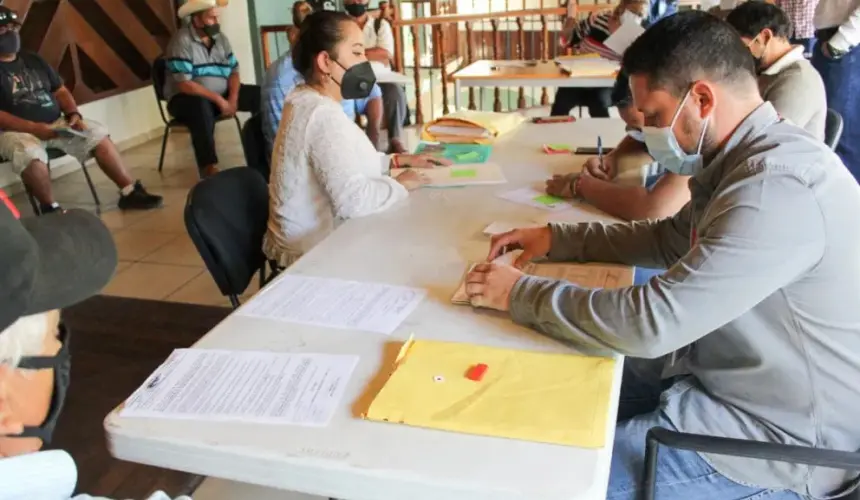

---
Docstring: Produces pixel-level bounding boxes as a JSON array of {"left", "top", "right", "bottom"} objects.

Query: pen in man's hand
[{"left": 597, "top": 136, "right": 604, "bottom": 173}]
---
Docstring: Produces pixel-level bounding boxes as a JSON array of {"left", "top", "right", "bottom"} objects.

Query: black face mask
[
  {"left": 202, "top": 23, "right": 221, "bottom": 38},
  {"left": 333, "top": 60, "right": 376, "bottom": 99},
  {"left": 0, "top": 31, "right": 20, "bottom": 55},
  {"left": 10, "top": 323, "right": 71, "bottom": 445},
  {"left": 345, "top": 3, "right": 367, "bottom": 17}
]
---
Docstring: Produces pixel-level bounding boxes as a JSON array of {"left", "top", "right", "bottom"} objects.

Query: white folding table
[{"left": 106, "top": 119, "right": 635, "bottom": 500}]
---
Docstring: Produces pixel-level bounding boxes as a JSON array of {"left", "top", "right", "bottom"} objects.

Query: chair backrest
[
  {"left": 825, "top": 108, "right": 844, "bottom": 151},
  {"left": 184, "top": 167, "right": 270, "bottom": 299},
  {"left": 241, "top": 114, "right": 271, "bottom": 183},
  {"left": 151, "top": 56, "right": 171, "bottom": 125}
]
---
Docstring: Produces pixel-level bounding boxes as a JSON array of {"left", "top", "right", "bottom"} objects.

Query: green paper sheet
[
  {"left": 451, "top": 169, "right": 478, "bottom": 178},
  {"left": 533, "top": 194, "right": 564, "bottom": 206}
]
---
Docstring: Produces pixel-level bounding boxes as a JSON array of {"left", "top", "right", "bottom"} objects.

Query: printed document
[
  {"left": 238, "top": 275, "right": 426, "bottom": 335},
  {"left": 121, "top": 349, "right": 359, "bottom": 426}
]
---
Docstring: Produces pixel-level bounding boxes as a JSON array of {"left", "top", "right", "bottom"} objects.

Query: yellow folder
[
  {"left": 363, "top": 338, "right": 616, "bottom": 448},
  {"left": 421, "top": 110, "right": 527, "bottom": 144}
]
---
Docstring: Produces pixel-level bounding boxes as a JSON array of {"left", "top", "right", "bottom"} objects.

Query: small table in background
[{"left": 451, "top": 60, "right": 619, "bottom": 110}]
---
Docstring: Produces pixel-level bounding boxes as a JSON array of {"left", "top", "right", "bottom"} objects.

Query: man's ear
[
  {"left": 760, "top": 28, "right": 774, "bottom": 46},
  {"left": 689, "top": 80, "right": 716, "bottom": 120}
]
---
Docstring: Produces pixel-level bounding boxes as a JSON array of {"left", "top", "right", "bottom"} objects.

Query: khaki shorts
[{"left": 0, "top": 118, "right": 108, "bottom": 175}]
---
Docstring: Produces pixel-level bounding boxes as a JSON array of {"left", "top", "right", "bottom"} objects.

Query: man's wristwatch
[{"left": 827, "top": 42, "right": 849, "bottom": 59}]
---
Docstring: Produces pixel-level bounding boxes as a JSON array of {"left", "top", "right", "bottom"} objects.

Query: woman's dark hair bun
[{"left": 292, "top": 10, "right": 354, "bottom": 81}]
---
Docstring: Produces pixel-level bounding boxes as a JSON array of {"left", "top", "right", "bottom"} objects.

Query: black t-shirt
[{"left": 0, "top": 52, "right": 62, "bottom": 124}]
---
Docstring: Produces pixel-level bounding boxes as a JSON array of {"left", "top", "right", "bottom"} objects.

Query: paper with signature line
[{"left": 121, "top": 349, "right": 358, "bottom": 426}]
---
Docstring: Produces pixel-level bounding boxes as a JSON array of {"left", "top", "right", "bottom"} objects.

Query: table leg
[{"left": 454, "top": 80, "right": 461, "bottom": 111}]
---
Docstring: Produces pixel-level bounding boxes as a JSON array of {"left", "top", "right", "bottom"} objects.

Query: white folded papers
[{"left": 392, "top": 162, "right": 507, "bottom": 188}]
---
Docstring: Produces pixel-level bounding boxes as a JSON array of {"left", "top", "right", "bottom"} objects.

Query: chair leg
[
  {"left": 80, "top": 159, "right": 101, "bottom": 210},
  {"left": 158, "top": 126, "right": 170, "bottom": 173},
  {"left": 258, "top": 266, "right": 266, "bottom": 289},
  {"left": 228, "top": 294, "right": 241, "bottom": 309}
]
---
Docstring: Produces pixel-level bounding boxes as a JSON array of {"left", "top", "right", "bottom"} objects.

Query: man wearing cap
[
  {"left": 0, "top": 191, "right": 188, "bottom": 499},
  {"left": 165, "top": 0, "right": 261, "bottom": 178},
  {"left": 0, "top": 6, "right": 163, "bottom": 214}
]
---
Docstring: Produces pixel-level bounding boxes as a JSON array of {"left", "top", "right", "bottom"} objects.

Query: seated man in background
[
  {"left": 165, "top": 0, "right": 261, "bottom": 178},
  {"left": 726, "top": 0, "right": 826, "bottom": 140},
  {"left": 345, "top": 0, "right": 408, "bottom": 154},
  {"left": 0, "top": 6, "right": 162, "bottom": 213},
  {"left": 0, "top": 194, "right": 186, "bottom": 500},
  {"left": 468, "top": 12, "right": 860, "bottom": 499}
]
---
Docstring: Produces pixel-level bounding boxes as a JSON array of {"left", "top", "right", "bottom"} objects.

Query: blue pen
[{"left": 597, "top": 136, "right": 604, "bottom": 173}]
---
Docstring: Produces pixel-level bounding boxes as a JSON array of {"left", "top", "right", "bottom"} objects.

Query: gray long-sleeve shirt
[{"left": 510, "top": 103, "right": 860, "bottom": 496}]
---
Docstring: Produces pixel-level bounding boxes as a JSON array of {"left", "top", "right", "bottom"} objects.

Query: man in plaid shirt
[{"left": 775, "top": 0, "right": 820, "bottom": 54}]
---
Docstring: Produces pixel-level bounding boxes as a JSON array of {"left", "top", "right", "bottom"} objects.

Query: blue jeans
[
  {"left": 812, "top": 40, "right": 860, "bottom": 182},
  {"left": 606, "top": 362, "right": 805, "bottom": 500},
  {"left": 634, "top": 267, "right": 664, "bottom": 285},
  {"left": 790, "top": 37, "right": 815, "bottom": 57}
]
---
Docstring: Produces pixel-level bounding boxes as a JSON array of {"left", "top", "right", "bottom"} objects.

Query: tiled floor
[{"left": 8, "top": 124, "right": 256, "bottom": 308}]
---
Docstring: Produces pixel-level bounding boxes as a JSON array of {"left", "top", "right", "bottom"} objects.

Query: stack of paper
[
  {"left": 421, "top": 110, "right": 527, "bottom": 144},
  {"left": 556, "top": 57, "right": 620, "bottom": 78},
  {"left": 363, "top": 338, "right": 616, "bottom": 447},
  {"left": 391, "top": 163, "right": 507, "bottom": 188}
]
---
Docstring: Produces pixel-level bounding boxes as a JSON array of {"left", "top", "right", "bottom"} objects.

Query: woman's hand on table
[
  {"left": 546, "top": 173, "right": 577, "bottom": 198},
  {"left": 487, "top": 227, "right": 552, "bottom": 268},
  {"left": 394, "top": 169, "right": 429, "bottom": 191},
  {"left": 396, "top": 154, "right": 452, "bottom": 169},
  {"left": 581, "top": 155, "right": 616, "bottom": 180},
  {"left": 465, "top": 262, "right": 524, "bottom": 312}
]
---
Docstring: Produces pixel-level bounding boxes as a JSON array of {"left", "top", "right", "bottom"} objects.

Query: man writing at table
[{"left": 466, "top": 11, "right": 860, "bottom": 500}]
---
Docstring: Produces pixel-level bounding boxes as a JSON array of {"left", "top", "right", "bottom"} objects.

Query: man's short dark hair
[
  {"left": 725, "top": 1, "right": 793, "bottom": 40},
  {"left": 622, "top": 11, "right": 757, "bottom": 98}
]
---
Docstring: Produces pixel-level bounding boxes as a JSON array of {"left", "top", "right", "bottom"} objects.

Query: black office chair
[
  {"left": 15, "top": 148, "right": 100, "bottom": 216},
  {"left": 151, "top": 56, "right": 243, "bottom": 173},
  {"left": 825, "top": 108, "right": 844, "bottom": 151},
  {"left": 241, "top": 114, "right": 270, "bottom": 183},
  {"left": 642, "top": 427, "right": 860, "bottom": 500},
  {"left": 184, "top": 167, "right": 275, "bottom": 308}
]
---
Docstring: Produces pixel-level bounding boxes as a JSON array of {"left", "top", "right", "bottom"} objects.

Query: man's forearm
[
  {"left": 0, "top": 111, "right": 43, "bottom": 135},
  {"left": 227, "top": 72, "right": 241, "bottom": 103},
  {"left": 176, "top": 80, "right": 224, "bottom": 104},
  {"left": 579, "top": 176, "right": 664, "bottom": 221},
  {"left": 53, "top": 87, "right": 78, "bottom": 116}
]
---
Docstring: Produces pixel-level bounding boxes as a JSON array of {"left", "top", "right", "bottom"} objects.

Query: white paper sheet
[
  {"left": 497, "top": 187, "right": 574, "bottom": 212},
  {"left": 391, "top": 163, "right": 507, "bottom": 188},
  {"left": 120, "top": 349, "right": 359, "bottom": 426},
  {"left": 482, "top": 221, "right": 543, "bottom": 236},
  {"left": 238, "top": 275, "right": 425, "bottom": 335},
  {"left": 603, "top": 22, "right": 645, "bottom": 55}
]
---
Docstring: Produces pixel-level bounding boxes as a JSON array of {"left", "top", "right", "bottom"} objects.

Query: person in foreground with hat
[
  {"left": 0, "top": 192, "right": 189, "bottom": 499},
  {"left": 466, "top": 11, "right": 860, "bottom": 499},
  {"left": 164, "top": 0, "right": 261, "bottom": 178},
  {"left": 0, "top": 6, "right": 163, "bottom": 214}
]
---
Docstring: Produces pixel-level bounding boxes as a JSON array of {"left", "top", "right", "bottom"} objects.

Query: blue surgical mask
[{"left": 641, "top": 90, "right": 710, "bottom": 176}]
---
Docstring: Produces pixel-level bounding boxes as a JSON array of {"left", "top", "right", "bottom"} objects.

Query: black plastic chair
[
  {"left": 642, "top": 427, "right": 860, "bottom": 500},
  {"left": 241, "top": 114, "right": 270, "bottom": 183},
  {"left": 13, "top": 148, "right": 100, "bottom": 216},
  {"left": 151, "top": 56, "right": 243, "bottom": 173},
  {"left": 825, "top": 108, "right": 844, "bottom": 151},
  {"left": 184, "top": 167, "right": 274, "bottom": 308}
]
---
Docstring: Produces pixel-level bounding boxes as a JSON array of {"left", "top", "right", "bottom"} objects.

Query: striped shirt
[
  {"left": 163, "top": 25, "right": 238, "bottom": 100},
  {"left": 776, "top": 0, "right": 819, "bottom": 39},
  {"left": 567, "top": 12, "right": 621, "bottom": 60}
]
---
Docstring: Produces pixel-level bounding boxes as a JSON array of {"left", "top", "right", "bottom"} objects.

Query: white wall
[{"left": 0, "top": 0, "right": 257, "bottom": 190}]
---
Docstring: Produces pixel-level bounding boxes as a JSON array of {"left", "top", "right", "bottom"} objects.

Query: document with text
[
  {"left": 237, "top": 275, "right": 426, "bottom": 334},
  {"left": 120, "top": 349, "right": 359, "bottom": 426}
]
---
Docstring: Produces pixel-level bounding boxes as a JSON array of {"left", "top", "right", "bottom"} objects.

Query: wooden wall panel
[{"left": 11, "top": 0, "right": 178, "bottom": 105}]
